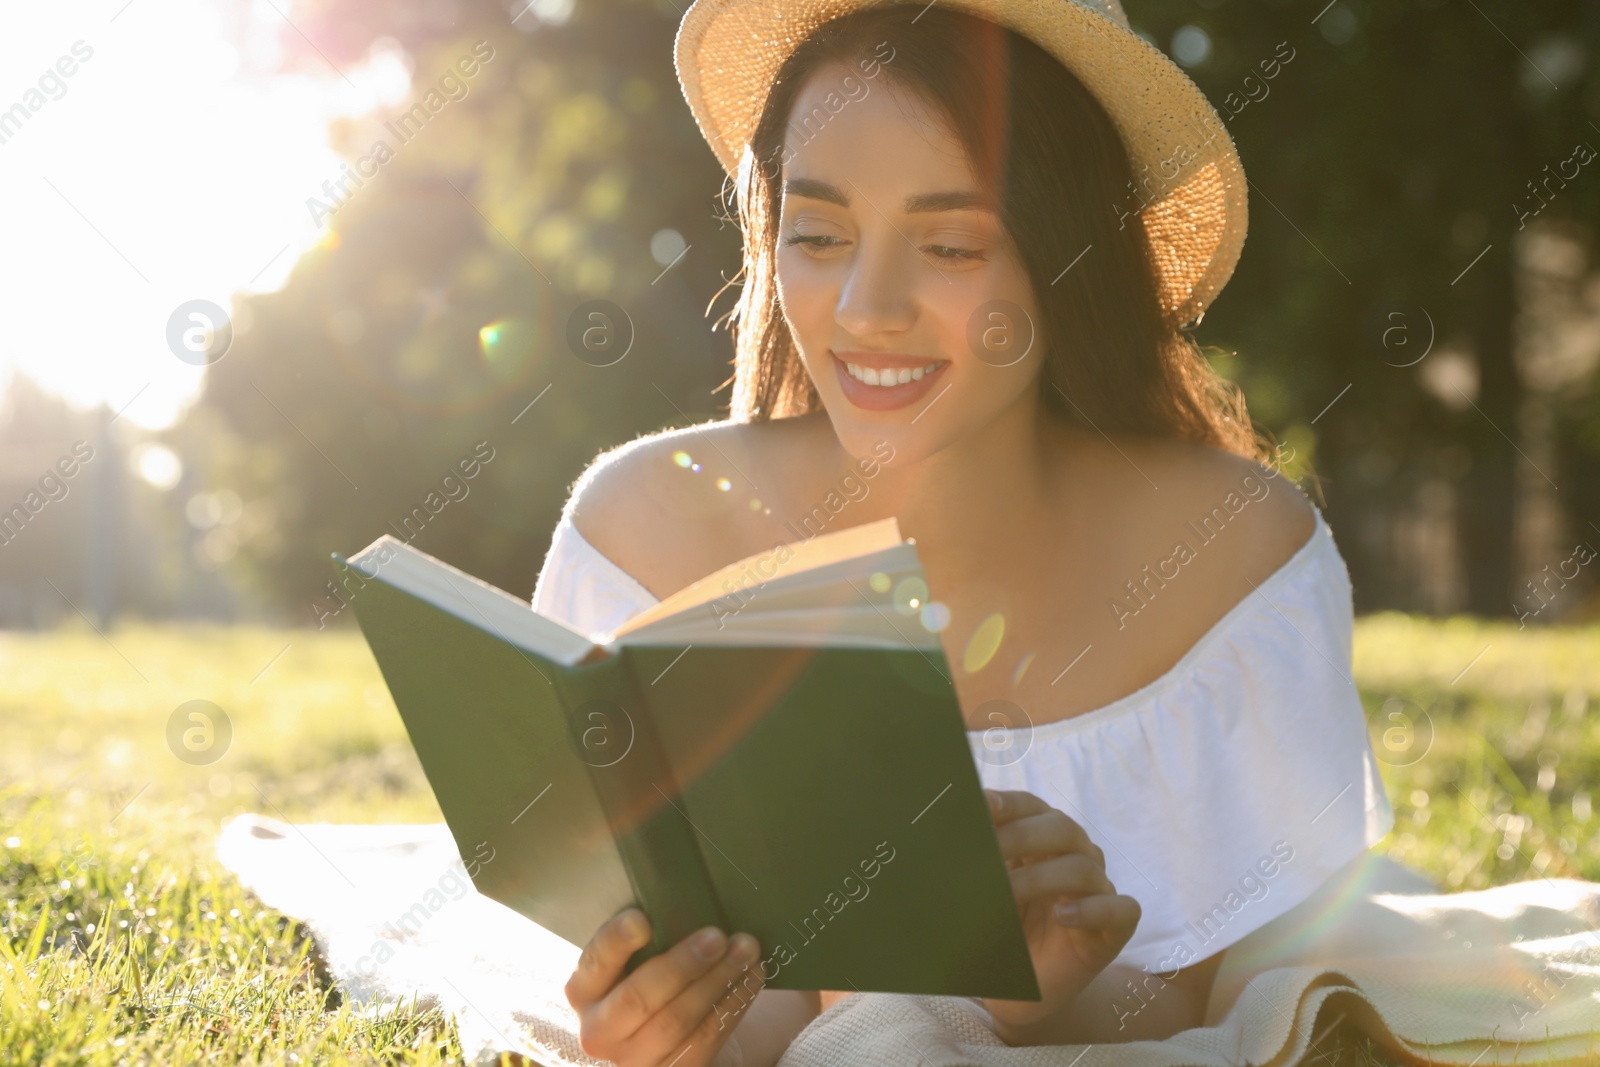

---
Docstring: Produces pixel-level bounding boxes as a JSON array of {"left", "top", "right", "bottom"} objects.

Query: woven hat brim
[{"left": 675, "top": 0, "right": 1248, "bottom": 327}]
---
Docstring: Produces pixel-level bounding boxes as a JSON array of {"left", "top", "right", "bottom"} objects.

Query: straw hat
[{"left": 674, "top": 0, "right": 1248, "bottom": 328}]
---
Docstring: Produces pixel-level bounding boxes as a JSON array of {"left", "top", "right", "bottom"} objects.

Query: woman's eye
[
  {"left": 925, "top": 244, "right": 987, "bottom": 262},
  {"left": 782, "top": 233, "right": 846, "bottom": 252},
  {"left": 780, "top": 233, "right": 986, "bottom": 263}
]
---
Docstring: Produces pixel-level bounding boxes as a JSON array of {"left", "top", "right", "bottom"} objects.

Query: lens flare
[
  {"left": 893, "top": 577, "right": 928, "bottom": 614},
  {"left": 963, "top": 612, "right": 1006, "bottom": 674},
  {"left": 478, "top": 318, "right": 537, "bottom": 381}
]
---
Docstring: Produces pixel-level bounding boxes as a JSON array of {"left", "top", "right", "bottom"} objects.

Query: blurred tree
[
  {"left": 1130, "top": 0, "right": 1600, "bottom": 617},
  {"left": 190, "top": 0, "right": 1600, "bottom": 622},
  {"left": 0, "top": 377, "right": 101, "bottom": 628},
  {"left": 196, "top": 0, "right": 741, "bottom": 620},
  {"left": 0, "top": 377, "right": 205, "bottom": 628}
]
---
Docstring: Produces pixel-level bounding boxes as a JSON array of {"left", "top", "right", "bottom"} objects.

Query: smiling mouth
[
  {"left": 829, "top": 350, "right": 951, "bottom": 413},
  {"left": 840, "top": 360, "right": 945, "bottom": 387}
]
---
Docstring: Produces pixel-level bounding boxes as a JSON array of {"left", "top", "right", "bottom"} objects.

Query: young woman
[{"left": 532, "top": 2, "right": 1392, "bottom": 1064}]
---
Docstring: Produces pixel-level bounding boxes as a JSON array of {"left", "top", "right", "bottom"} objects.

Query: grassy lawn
[{"left": 2, "top": 616, "right": 1597, "bottom": 1065}]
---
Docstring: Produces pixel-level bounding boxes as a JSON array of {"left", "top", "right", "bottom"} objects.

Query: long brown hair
[{"left": 710, "top": 3, "right": 1270, "bottom": 463}]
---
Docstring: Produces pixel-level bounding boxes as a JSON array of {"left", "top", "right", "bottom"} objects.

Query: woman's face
[{"left": 774, "top": 61, "right": 1046, "bottom": 465}]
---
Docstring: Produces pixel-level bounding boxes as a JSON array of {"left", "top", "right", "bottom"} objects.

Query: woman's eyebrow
[
  {"left": 904, "top": 190, "right": 996, "bottom": 213},
  {"left": 784, "top": 177, "right": 997, "bottom": 213},
  {"left": 784, "top": 177, "right": 849, "bottom": 206}
]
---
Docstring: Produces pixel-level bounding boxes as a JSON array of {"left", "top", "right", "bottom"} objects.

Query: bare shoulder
[
  {"left": 563, "top": 414, "right": 828, "bottom": 597},
  {"left": 1158, "top": 440, "right": 1317, "bottom": 573},
  {"left": 1062, "top": 430, "right": 1320, "bottom": 636}
]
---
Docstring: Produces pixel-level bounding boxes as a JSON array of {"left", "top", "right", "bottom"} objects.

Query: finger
[
  {"left": 625, "top": 932, "right": 763, "bottom": 1063},
  {"left": 587, "top": 923, "right": 732, "bottom": 1040},
  {"left": 566, "top": 907, "right": 652, "bottom": 1009},
  {"left": 1008, "top": 853, "right": 1114, "bottom": 905},
  {"left": 984, "top": 789, "right": 1053, "bottom": 827},
  {"left": 1053, "top": 892, "right": 1142, "bottom": 938},
  {"left": 994, "top": 810, "right": 1101, "bottom": 867},
  {"left": 692, "top": 932, "right": 765, "bottom": 1034}
]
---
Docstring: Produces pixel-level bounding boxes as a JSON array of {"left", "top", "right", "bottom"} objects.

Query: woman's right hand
[{"left": 564, "top": 906, "right": 763, "bottom": 1067}]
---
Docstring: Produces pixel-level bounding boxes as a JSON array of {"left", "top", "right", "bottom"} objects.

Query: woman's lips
[{"left": 831, "top": 351, "right": 950, "bottom": 412}]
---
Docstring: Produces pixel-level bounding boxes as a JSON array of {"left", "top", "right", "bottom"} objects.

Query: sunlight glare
[{"left": 0, "top": 1, "right": 418, "bottom": 430}]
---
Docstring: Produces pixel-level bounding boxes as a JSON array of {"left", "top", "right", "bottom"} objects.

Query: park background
[
  {"left": 2, "top": 0, "right": 1599, "bottom": 1064},
  {"left": 2, "top": 0, "right": 1599, "bottom": 627}
]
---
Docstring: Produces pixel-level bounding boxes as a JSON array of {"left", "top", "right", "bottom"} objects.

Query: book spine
[{"left": 558, "top": 649, "right": 726, "bottom": 972}]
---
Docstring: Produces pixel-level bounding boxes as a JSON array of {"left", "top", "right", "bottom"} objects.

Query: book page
[
  {"left": 610, "top": 516, "right": 905, "bottom": 638},
  {"left": 614, "top": 543, "right": 944, "bottom": 651},
  {"left": 346, "top": 535, "right": 596, "bottom": 665}
]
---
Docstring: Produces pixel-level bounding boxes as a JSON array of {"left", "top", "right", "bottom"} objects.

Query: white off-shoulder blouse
[{"left": 531, "top": 505, "right": 1395, "bottom": 976}]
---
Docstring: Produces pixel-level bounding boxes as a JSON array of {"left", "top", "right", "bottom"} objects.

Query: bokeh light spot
[
  {"left": 132, "top": 444, "right": 182, "bottom": 491},
  {"left": 892, "top": 576, "right": 928, "bottom": 614},
  {"left": 963, "top": 612, "right": 1006, "bottom": 674},
  {"left": 920, "top": 601, "right": 951, "bottom": 633},
  {"left": 478, "top": 318, "right": 537, "bottom": 381}
]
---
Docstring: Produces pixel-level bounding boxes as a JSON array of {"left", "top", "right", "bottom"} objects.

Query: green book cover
[{"left": 332, "top": 518, "right": 1040, "bottom": 1001}]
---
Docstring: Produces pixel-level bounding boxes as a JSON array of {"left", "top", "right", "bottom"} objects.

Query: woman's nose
[{"left": 834, "top": 233, "right": 920, "bottom": 338}]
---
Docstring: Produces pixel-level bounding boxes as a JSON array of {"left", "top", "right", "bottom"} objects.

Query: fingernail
[
  {"left": 986, "top": 790, "right": 1002, "bottom": 814},
  {"left": 691, "top": 926, "right": 726, "bottom": 961},
  {"left": 730, "top": 933, "right": 758, "bottom": 963},
  {"left": 1054, "top": 900, "right": 1081, "bottom": 924},
  {"left": 624, "top": 910, "right": 650, "bottom": 942}
]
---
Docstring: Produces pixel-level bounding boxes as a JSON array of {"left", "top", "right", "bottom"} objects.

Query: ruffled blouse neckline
[{"left": 546, "top": 507, "right": 1333, "bottom": 738}]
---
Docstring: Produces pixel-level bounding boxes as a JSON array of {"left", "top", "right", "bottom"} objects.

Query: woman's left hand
[{"left": 979, "top": 788, "right": 1142, "bottom": 1038}]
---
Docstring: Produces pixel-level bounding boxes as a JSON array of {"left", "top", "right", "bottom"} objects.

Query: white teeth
[{"left": 844, "top": 361, "right": 942, "bottom": 386}]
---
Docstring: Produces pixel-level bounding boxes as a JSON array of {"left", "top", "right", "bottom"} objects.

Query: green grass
[{"left": 2, "top": 617, "right": 1597, "bottom": 1065}]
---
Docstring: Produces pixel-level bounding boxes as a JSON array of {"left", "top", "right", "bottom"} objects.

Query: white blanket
[{"left": 217, "top": 815, "right": 1600, "bottom": 1066}]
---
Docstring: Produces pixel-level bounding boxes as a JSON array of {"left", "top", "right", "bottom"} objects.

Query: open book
[{"left": 332, "top": 517, "right": 1039, "bottom": 1000}]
